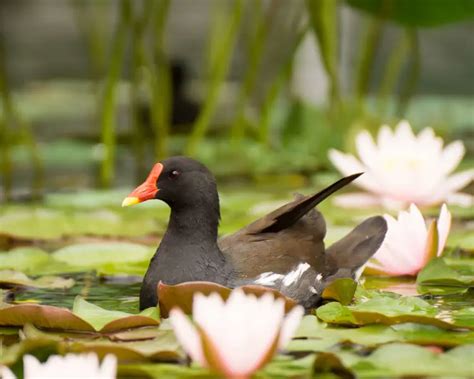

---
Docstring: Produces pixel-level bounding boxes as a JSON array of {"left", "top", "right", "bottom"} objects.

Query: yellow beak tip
[{"left": 122, "top": 197, "right": 140, "bottom": 207}]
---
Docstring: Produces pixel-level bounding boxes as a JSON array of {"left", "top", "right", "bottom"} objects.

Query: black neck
[{"left": 166, "top": 201, "right": 220, "bottom": 244}]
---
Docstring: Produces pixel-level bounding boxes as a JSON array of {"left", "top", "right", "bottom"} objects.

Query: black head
[{"left": 122, "top": 156, "right": 220, "bottom": 215}]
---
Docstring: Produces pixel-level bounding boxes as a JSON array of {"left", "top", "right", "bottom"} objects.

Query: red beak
[{"left": 122, "top": 163, "right": 163, "bottom": 207}]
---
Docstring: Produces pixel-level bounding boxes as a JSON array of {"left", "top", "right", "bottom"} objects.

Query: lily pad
[
  {"left": 0, "top": 296, "right": 159, "bottom": 332},
  {"left": 0, "top": 248, "right": 51, "bottom": 272},
  {"left": 321, "top": 278, "right": 357, "bottom": 305},
  {"left": 417, "top": 258, "right": 474, "bottom": 295},
  {"left": 0, "top": 207, "right": 160, "bottom": 240},
  {"left": 338, "top": 342, "right": 474, "bottom": 378},
  {"left": 158, "top": 281, "right": 298, "bottom": 318},
  {"left": 290, "top": 315, "right": 474, "bottom": 351},
  {"left": 52, "top": 242, "right": 154, "bottom": 276},
  {"left": 0, "top": 270, "right": 75, "bottom": 290},
  {"left": 316, "top": 293, "right": 472, "bottom": 329},
  {"left": 1, "top": 324, "right": 182, "bottom": 366}
]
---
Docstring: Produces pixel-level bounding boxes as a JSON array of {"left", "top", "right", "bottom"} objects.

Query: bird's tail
[{"left": 325, "top": 216, "right": 387, "bottom": 277}]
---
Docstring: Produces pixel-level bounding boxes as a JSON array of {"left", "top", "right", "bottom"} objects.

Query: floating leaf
[
  {"left": 0, "top": 270, "right": 75, "bottom": 290},
  {"left": 52, "top": 243, "right": 154, "bottom": 276},
  {"left": 291, "top": 316, "right": 474, "bottom": 350},
  {"left": 0, "top": 248, "right": 51, "bottom": 272},
  {"left": 1, "top": 324, "right": 182, "bottom": 366},
  {"left": 339, "top": 343, "right": 474, "bottom": 378},
  {"left": 158, "top": 281, "right": 298, "bottom": 318},
  {"left": 0, "top": 207, "right": 160, "bottom": 240},
  {"left": 322, "top": 278, "right": 357, "bottom": 305},
  {"left": 0, "top": 296, "right": 159, "bottom": 332},
  {"left": 316, "top": 293, "right": 471, "bottom": 329},
  {"left": 417, "top": 258, "right": 474, "bottom": 295}
]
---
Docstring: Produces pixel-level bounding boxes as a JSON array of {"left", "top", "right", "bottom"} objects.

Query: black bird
[{"left": 122, "top": 156, "right": 387, "bottom": 310}]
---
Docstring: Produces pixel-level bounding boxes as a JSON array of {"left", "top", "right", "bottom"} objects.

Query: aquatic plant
[
  {"left": 170, "top": 289, "right": 303, "bottom": 378},
  {"left": 366, "top": 204, "right": 451, "bottom": 276},
  {"left": 329, "top": 120, "right": 473, "bottom": 209},
  {"left": 0, "top": 353, "right": 116, "bottom": 379}
]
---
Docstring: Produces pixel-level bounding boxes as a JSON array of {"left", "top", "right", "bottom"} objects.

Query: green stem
[
  {"left": 0, "top": 37, "right": 43, "bottom": 200},
  {"left": 99, "top": 0, "right": 131, "bottom": 188},
  {"left": 130, "top": 0, "right": 153, "bottom": 179},
  {"left": 305, "top": 0, "right": 340, "bottom": 109},
  {"left": 397, "top": 28, "right": 420, "bottom": 116},
  {"left": 72, "top": 0, "right": 107, "bottom": 80},
  {"left": 186, "top": 0, "right": 244, "bottom": 156},
  {"left": 230, "top": 0, "right": 272, "bottom": 142},
  {"left": 354, "top": 17, "right": 384, "bottom": 105},
  {"left": 0, "top": 43, "right": 13, "bottom": 201},
  {"left": 150, "top": 0, "right": 172, "bottom": 160},
  {"left": 258, "top": 27, "right": 308, "bottom": 146},
  {"left": 377, "top": 30, "right": 410, "bottom": 116}
]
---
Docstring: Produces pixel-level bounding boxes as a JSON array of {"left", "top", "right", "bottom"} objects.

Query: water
[
  {"left": 9, "top": 272, "right": 474, "bottom": 316},
  {"left": 11, "top": 272, "right": 142, "bottom": 313}
]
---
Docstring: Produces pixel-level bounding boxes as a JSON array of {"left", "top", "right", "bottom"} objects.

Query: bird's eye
[{"left": 168, "top": 170, "right": 180, "bottom": 179}]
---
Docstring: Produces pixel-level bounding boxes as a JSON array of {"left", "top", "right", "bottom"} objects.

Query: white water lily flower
[
  {"left": 0, "top": 353, "right": 116, "bottom": 379},
  {"left": 365, "top": 204, "right": 451, "bottom": 276},
  {"left": 170, "top": 289, "right": 304, "bottom": 379},
  {"left": 329, "top": 120, "right": 473, "bottom": 209}
]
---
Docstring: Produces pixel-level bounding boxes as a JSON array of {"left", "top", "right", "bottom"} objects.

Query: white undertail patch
[
  {"left": 282, "top": 263, "right": 311, "bottom": 287},
  {"left": 254, "top": 272, "right": 284, "bottom": 286}
]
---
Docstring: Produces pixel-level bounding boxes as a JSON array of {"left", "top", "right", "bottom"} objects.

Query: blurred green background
[{"left": 0, "top": 0, "right": 473, "bottom": 200}]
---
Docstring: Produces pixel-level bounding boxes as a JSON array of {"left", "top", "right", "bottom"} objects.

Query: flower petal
[
  {"left": 99, "top": 355, "right": 117, "bottom": 378},
  {"left": 439, "top": 141, "right": 465, "bottom": 175},
  {"left": 278, "top": 305, "right": 304, "bottom": 348},
  {"left": 169, "top": 308, "right": 207, "bottom": 367},
  {"left": 0, "top": 366, "right": 16, "bottom": 379},
  {"left": 446, "top": 192, "right": 473, "bottom": 207},
  {"left": 436, "top": 204, "right": 452, "bottom": 256}
]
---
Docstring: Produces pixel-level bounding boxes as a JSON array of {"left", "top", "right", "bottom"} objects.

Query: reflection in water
[{"left": 11, "top": 272, "right": 142, "bottom": 313}]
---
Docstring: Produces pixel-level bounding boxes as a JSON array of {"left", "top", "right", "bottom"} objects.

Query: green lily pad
[
  {"left": 0, "top": 296, "right": 159, "bottom": 332},
  {"left": 316, "top": 293, "right": 472, "bottom": 329},
  {"left": 52, "top": 242, "right": 154, "bottom": 276},
  {"left": 290, "top": 315, "right": 474, "bottom": 351},
  {"left": 0, "top": 248, "right": 54, "bottom": 273},
  {"left": 417, "top": 258, "right": 474, "bottom": 295},
  {"left": 339, "top": 343, "right": 474, "bottom": 378},
  {"left": 0, "top": 270, "right": 75, "bottom": 290},
  {"left": 452, "top": 307, "right": 474, "bottom": 329},
  {"left": 1, "top": 324, "right": 182, "bottom": 366},
  {"left": 0, "top": 207, "right": 160, "bottom": 240},
  {"left": 321, "top": 278, "right": 357, "bottom": 305}
]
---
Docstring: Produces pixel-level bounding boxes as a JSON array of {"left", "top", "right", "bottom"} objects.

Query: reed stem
[
  {"left": 99, "top": 0, "right": 131, "bottom": 188},
  {"left": 305, "top": 0, "right": 340, "bottom": 109},
  {"left": 186, "top": 0, "right": 244, "bottom": 156},
  {"left": 397, "top": 28, "right": 420, "bottom": 116}
]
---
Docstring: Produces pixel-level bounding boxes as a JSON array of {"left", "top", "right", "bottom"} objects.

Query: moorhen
[{"left": 122, "top": 156, "right": 387, "bottom": 310}]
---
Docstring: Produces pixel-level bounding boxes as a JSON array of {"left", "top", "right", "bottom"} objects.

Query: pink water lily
[
  {"left": 365, "top": 204, "right": 451, "bottom": 276},
  {"left": 169, "top": 289, "right": 304, "bottom": 379},
  {"left": 329, "top": 120, "right": 473, "bottom": 209},
  {"left": 0, "top": 353, "right": 116, "bottom": 379}
]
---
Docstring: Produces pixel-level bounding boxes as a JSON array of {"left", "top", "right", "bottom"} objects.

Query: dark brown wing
[
  {"left": 241, "top": 173, "right": 362, "bottom": 235},
  {"left": 218, "top": 173, "right": 362, "bottom": 278}
]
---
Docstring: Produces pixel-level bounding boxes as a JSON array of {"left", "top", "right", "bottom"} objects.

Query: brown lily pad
[
  {"left": 158, "top": 281, "right": 298, "bottom": 318},
  {"left": 0, "top": 303, "right": 94, "bottom": 331},
  {"left": 1, "top": 324, "right": 183, "bottom": 366},
  {"left": 0, "top": 296, "right": 159, "bottom": 332}
]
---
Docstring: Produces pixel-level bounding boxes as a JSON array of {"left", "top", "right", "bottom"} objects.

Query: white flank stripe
[
  {"left": 282, "top": 263, "right": 310, "bottom": 287},
  {"left": 254, "top": 272, "right": 284, "bottom": 286}
]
